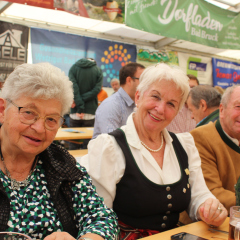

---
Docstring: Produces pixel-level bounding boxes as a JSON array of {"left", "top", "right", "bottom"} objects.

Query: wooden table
[
  {"left": 68, "top": 149, "right": 88, "bottom": 158},
  {"left": 54, "top": 127, "right": 93, "bottom": 141},
  {"left": 142, "top": 218, "right": 229, "bottom": 240}
]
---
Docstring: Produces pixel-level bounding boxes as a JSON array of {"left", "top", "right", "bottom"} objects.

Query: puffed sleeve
[
  {"left": 176, "top": 132, "right": 216, "bottom": 220},
  {"left": 73, "top": 163, "right": 119, "bottom": 240},
  {"left": 79, "top": 134, "right": 125, "bottom": 208}
]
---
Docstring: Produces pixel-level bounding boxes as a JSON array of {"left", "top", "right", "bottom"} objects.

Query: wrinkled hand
[
  {"left": 76, "top": 113, "right": 84, "bottom": 119},
  {"left": 198, "top": 198, "right": 227, "bottom": 227},
  {"left": 44, "top": 232, "right": 75, "bottom": 240}
]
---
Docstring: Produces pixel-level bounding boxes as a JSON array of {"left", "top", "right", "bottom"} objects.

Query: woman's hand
[
  {"left": 198, "top": 198, "right": 228, "bottom": 227},
  {"left": 44, "top": 232, "right": 75, "bottom": 240}
]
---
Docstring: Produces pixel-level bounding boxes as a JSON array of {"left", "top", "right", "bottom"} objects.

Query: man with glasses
[{"left": 93, "top": 62, "right": 145, "bottom": 138}]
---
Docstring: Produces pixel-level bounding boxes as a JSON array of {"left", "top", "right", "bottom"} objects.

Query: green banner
[
  {"left": 125, "top": 0, "right": 240, "bottom": 50},
  {"left": 137, "top": 48, "right": 179, "bottom": 66}
]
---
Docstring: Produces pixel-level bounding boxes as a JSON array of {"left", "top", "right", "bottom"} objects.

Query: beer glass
[
  {"left": 229, "top": 206, "right": 240, "bottom": 240},
  {"left": 0, "top": 232, "right": 32, "bottom": 240}
]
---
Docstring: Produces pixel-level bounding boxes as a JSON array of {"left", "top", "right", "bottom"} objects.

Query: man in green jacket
[
  {"left": 68, "top": 58, "right": 103, "bottom": 149},
  {"left": 187, "top": 85, "right": 221, "bottom": 127}
]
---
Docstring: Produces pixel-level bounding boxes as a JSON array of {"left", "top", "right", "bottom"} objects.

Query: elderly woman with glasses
[
  {"left": 80, "top": 63, "right": 227, "bottom": 239},
  {"left": 0, "top": 63, "right": 118, "bottom": 240}
]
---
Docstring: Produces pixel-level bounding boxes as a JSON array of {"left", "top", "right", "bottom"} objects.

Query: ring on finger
[{"left": 217, "top": 206, "right": 223, "bottom": 213}]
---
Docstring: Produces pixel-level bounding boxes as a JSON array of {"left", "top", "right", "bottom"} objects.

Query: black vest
[{"left": 109, "top": 129, "right": 191, "bottom": 231}]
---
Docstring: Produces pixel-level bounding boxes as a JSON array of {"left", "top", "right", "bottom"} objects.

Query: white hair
[
  {"left": 137, "top": 63, "right": 190, "bottom": 111},
  {"left": 2, "top": 62, "right": 73, "bottom": 115},
  {"left": 221, "top": 85, "right": 240, "bottom": 108},
  {"left": 110, "top": 78, "right": 120, "bottom": 84}
]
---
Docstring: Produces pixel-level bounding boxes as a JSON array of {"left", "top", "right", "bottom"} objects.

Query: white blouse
[{"left": 80, "top": 113, "right": 215, "bottom": 221}]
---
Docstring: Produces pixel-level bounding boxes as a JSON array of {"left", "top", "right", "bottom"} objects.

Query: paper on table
[
  {"left": 75, "top": 157, "right": 82, "bottom": 162},
  {"left": 61, "top": 129, "right": 85, "bottom": 133}
]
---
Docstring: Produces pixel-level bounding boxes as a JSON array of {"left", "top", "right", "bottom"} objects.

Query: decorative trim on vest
[
  {"left": 109, "top": 129, "right": 191, "bottom": 231},
  {"left": 215, "top": 120, "right": 240, "bottom": 154}
]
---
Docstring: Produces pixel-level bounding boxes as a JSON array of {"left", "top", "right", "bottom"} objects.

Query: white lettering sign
[{"left": 158, "top": 0, "right": 223, "bottom": 32}]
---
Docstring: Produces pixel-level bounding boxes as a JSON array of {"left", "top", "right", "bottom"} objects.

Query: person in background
[
  {"left": 68, "top": 58, "right": 103, "bottom": 149},
  {"left": 97, "top": 87, "right": 108, "bottom": 105},
  {"left": 81, "top": 64, "right": 227, "bottom": 239},
  {"left": 188, "top": 74, "right": 199, "bottom": 88},
  {"left": 110, "top": 78, "right": 120, "bottom": 93},
  {"left": 191, "top": 85, "right": 240, "bottom": 213},
  {"left": 214, "top": 85, "right": 225, "bottom": 95},
  {"left": 187, "top": 85, "right": 221, "bottom": 127},
  {"left": 0, "top": 63, "right": 118, "bottom": 240},
  {"left": 93, "top": 63, "right": 145, "bottom": 138},
  {"left": 166, "top": 74, "right": 199, "bottom": 133}
]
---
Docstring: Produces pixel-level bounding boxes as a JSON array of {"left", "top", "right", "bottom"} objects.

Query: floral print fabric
[{"left": 0, "top": 160, "right": 118, "bottom": 240}]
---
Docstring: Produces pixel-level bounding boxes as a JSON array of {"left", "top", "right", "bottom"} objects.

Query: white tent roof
[{"left": 0, "top": 0, "right": 240, "bottom": 62}]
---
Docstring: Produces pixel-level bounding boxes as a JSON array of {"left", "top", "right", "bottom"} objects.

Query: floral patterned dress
[{"left": 0, "top": 160, "right": 118, "bottom": 240}]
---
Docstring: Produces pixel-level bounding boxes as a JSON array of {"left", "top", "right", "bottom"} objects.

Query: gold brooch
[
  {"left": 185, "top": 168, "right": 190, "bottom": 175},
  {"left": 183, "top": 188, "right": 186, "bottom": 193}
]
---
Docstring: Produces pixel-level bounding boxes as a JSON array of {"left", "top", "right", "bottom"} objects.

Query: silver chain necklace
[
  {"left": 141, "top": 132, "right": 164, "bottom": 152},
  {"left": 0, "top": 150, "right": 37, "bottom": 190}
]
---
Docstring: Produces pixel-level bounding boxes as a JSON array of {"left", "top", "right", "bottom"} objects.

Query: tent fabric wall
[{"left": 31, "top": 27, "right": 137, "bottom": 87}]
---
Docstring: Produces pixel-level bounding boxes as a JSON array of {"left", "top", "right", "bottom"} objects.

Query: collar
[
  {"left": 118, "top": 87, "right": 135, "bottom": 107},
  {"left": 215, "top": 119, "right": 240, "bottom": 153},
  {"left": 220, "top": 125, "right": 239, "bottom": 146},
  {"left": 124, "top": 113, "right": 173, "bottom": 149},
  {"left": 197, "top": 109, "right": 219, "bottom": 127},
  {"left": 224, "top": 130, "right": 239, "bottom": 146}
]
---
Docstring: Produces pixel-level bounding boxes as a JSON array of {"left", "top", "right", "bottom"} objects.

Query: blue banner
[
  {"left": 212, "top": 58, "right": 240, "bottom": 89},
  {"left": 31, "top": 28, "right": 136, "bottom": 87}
]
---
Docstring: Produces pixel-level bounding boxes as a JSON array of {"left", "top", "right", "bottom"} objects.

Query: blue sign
[
  {"left": 31, "top": 28, "right": 137, "bottom": 87},
  {"left": 188, "top": 61, "right": 207, "bottom": 72},
  {"left": 212, "top": 58, "right": 240, "bottom": 89}
]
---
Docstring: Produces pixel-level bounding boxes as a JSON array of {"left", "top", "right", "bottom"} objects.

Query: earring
[{"left": 136, "top": 104, "right": 138, "bottom": 107}]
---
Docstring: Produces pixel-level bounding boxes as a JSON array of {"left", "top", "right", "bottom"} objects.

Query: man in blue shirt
[{"left": 93, "top": 63, "right": 145, "bottom": 138}]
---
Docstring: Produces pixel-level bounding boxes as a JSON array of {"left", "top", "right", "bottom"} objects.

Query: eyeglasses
[
  {"left": 132, "top": 77, "right": 139, "bottom": 81},
  {"left": 6, "top": 98, "right": 65, "bottom": 131}
]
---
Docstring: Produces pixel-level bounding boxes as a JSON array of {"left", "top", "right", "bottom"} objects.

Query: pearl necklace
[
  {"left": 141, "top": 133, "right": 164, "bottom": 152},
  {"left": 0, "top": 148, "right": 37, "bottom": 190}
]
